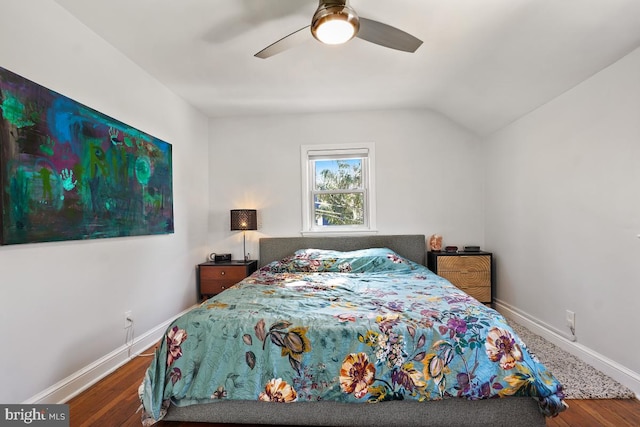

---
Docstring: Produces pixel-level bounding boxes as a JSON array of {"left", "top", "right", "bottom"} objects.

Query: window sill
[{"left": 300, "top": 230, "right": 379, "bottom": 237}]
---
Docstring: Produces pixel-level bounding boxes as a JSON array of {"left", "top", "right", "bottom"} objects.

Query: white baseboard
[
  {"left": 24, "top": 305, "right": 197, "bottom": 405},
  {"left": 494, "top": 299, "right": 640, "bottom": 399}
]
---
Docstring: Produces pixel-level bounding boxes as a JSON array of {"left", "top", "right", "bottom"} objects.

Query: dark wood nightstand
[
  {"left": 427, "top": 251, "right": 493, "bottom": 305},
  {"left": 198, "top": 260, "right": 258, "bottom": 300}
]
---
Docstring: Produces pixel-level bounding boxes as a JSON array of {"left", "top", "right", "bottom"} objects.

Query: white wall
[
  {"left": 0, "top": 1, "right": 209, "bottom": 403},
  {"left": 207, "top": 110, "right": 484, "bottom": 259},
  {"left": 484, "top": 47, "right": 640, "bottom": 379}
]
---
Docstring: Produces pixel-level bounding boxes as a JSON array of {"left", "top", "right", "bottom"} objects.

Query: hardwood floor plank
[
  {"left": 68, "top": 353, "right": 152, "bottom": 427},
  {"left": 546, "top": 415, "right": 571, "bottom": 427},
  {"left": 68, "top": 348, "right": 640, "bottom": 427},
  {"left": 605, "top": 399, "right": 640, "bottom": 424},
  {"left": 583, "top": 400, "right": 632, "bottom": 426},
  {"left": 569, "top": 401, "right": 614, "bottom": 426},
  {"left": 547, "top": 399, "right": 640, "bottom": 427}
]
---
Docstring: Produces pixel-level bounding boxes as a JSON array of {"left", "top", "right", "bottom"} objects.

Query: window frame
[{"left": 301, "top": 143, "right": 377, "bottom": 236}]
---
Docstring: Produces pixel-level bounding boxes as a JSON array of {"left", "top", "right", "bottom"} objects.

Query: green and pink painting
[{"left": 0, "top": 66, "right": 173, "bottom": 245}]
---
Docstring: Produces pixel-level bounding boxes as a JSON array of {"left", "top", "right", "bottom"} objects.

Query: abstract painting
[{"left": 0, "top": 66, "right": 174, "bottom": 245}]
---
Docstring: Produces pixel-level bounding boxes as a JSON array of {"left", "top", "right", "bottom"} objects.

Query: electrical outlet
[
  {"left": 124, "top": 311, "right": 133, "bottom": 329},
  {"left": 565, "top": 310, "right": 575, "bottom": 332}
]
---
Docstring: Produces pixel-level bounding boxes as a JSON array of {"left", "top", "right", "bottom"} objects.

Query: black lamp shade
[{"left": 230, "top": 209, "right": 257, "bottom": 231}]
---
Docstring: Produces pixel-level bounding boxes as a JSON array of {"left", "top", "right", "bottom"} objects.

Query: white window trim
[{"left": 300, "top": 143, "right": 377, "bottom": 236}]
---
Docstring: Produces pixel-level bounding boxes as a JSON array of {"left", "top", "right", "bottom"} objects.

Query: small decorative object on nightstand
[
  {"left": 198, "top": 260, "right": 258, "bottom": 300},
  {"left": 427, "top": 251, "right": 493, "bottom": 305},
  {"left": 429, "top": 234, "right": 442, "bottom": 251}
]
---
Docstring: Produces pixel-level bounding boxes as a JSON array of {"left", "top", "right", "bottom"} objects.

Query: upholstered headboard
[{"left": 258, "top": 234, "right": 426, "bottom": 267}]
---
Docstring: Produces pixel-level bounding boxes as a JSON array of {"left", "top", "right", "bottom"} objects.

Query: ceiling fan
[{"left": 254, "top": 0, "right": 423, "bottom": 59}]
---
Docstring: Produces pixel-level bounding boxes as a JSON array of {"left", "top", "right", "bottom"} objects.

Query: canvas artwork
[{"left": 0, "top": 66, "right": 174, "bottom": 245}]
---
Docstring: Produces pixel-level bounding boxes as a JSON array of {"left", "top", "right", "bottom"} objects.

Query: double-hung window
[{"left": 301, "top": 143, "right": 376, "bottom": 235}]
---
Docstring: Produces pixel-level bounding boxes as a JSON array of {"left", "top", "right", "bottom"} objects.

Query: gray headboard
[{"left": 259, "top": 235, "right": 426, "bottom": 267}]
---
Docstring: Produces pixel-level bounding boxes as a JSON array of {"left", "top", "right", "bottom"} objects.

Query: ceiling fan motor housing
[{"left": 311, "top": 0, "right": 360, "bottom": 44}]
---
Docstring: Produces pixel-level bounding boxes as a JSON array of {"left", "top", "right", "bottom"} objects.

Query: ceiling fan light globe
[
  {"left": 311, "top": 5, "right": 359, "bottom": 45},
  {"left": 315, "top": 19, "right": 356, "bottom": 44}
]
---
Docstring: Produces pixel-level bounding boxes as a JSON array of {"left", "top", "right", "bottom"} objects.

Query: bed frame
[{"left": 163, "top": 234, "right": 546, "bottom": 426}]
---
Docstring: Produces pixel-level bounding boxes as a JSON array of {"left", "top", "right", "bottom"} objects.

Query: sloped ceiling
[{"left": 54, "top": 0, "right": 640, "bottom": 135}]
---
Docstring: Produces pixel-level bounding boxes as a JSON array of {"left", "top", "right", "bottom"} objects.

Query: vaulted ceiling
[{"left": 55, "top": 0, "right": 640, "bottom": 135}]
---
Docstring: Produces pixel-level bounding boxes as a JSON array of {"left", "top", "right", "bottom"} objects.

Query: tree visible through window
[
  {"left": 313, "top": 159, "right": 364, "bottom": 226},
  {"left": 301, "top": 143, "right": 376, "bottom": 234}
]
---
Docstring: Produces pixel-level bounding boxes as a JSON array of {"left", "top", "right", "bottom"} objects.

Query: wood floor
[{"left": 67, "top": 350, "right": 640, "bottom": 427}]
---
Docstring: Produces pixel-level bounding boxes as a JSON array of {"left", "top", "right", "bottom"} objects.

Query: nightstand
[
  {"left": 198, "top": 260, "right": 258, "bottom": 300},
  {"left": 427, "top": 251, "right": 493, "bottom": 305}
]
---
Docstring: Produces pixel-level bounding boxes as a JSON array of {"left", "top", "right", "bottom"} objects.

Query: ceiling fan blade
[
  {"left": 254, "top": 25, "right": 311, "bottom": 59},
  {"left": 356, "top": 17, "right": 423, "bottom": 53}
]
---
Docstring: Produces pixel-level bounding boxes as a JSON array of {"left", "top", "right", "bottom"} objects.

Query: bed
[{"left": 139, "top": 235, "right": 566, "bottom": 426}]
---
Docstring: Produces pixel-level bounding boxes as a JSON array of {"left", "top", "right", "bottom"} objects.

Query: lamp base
[{"left": 243, "top": 231, "right": 248, "bottom": 261}]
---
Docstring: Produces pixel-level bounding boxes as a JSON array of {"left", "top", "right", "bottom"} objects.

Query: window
[{"left": 301, "top": 143, "right": 376, "bottom": 235}]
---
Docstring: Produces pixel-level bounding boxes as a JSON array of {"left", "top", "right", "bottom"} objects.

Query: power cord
[
  {"left": 125, "top": 317, "right": 135, "bottom": 358},
  {"left": 124, "top": 317, "right": 158, "bottom": 358}
]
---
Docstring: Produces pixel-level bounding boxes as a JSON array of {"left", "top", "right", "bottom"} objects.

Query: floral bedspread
[{"left": 139, "top": 248, "right": 566, "bottom": 424}]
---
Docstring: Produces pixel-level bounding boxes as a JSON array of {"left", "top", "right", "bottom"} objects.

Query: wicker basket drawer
[
  {"left": 437, "top": 255, "right": 491, "bottom": 272},
  {"left": 455, "top": 285, "right": 491, "bottom": 303},
  {"left": 428, "top": 252, "right": 493, "bottom": 304}
]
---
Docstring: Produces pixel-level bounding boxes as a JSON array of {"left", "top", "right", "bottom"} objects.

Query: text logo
[{"left": 1, "top": 405, "right": 68, "bottom": 427}]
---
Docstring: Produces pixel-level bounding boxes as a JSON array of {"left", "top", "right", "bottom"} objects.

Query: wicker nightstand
[{"left": 427, "top": 251, "right": 493, "bottom": 305}]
